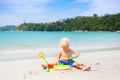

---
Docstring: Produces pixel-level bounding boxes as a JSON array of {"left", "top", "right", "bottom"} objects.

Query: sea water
[{"left": 0, "top": 31, "right": 120, "bottom": 61}]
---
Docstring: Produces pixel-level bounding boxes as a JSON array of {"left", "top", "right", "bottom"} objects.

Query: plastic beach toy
[
  {"left": 71, "top": 55, "right": 77, "bottom": 59},
  {"left": 38, "top": 52, "right": 49, "bottom": 64},
  {"left": 38, "top": 52, "right": 50, "bottom": 72},
  {"left": 38, "top": 52, "right": 71, "bottom": 72},
  {"left": 54, "top": 64, "right": 70, "bottom": 70}
]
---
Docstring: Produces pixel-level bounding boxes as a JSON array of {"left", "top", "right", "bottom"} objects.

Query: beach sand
[{"left": 0, "top": 50, "right": 120, "bottom": 80}]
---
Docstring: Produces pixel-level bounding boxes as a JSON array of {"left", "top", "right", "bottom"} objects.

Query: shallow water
[{"left": 0, "top": 31, "right": 120, "bottom": 61}]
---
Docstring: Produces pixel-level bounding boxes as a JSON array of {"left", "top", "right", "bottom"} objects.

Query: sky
[{"left": 0, "top": 0, "right": 120, "bottom": 26}]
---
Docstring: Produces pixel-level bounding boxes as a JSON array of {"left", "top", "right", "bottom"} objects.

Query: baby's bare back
[{"left": 60, "top": 49, "right": 73, "bottom": 60}]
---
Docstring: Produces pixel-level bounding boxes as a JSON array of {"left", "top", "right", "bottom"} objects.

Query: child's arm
[
  {"left": 72, "top": 50, "right": 79, "bottom": 58},
  {"left": 57, "top": 51, "right": 61, "bottom": 63}
]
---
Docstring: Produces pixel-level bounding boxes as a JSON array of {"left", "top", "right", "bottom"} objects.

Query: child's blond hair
[{"left": 60, "top": 37, "right": 70, "bottom": 48}]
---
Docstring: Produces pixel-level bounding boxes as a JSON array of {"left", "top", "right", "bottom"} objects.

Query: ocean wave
[{"left": 0, "top": 45, "right": 120, "bottom": 61}]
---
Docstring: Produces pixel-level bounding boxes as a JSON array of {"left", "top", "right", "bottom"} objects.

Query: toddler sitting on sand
[{"left": 42, "top": 37, "right": 91, "bottom": 71}]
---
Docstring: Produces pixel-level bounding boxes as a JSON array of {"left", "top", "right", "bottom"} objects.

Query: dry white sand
[{"left": 0, "top": 50, "right": 120, "bottom": 80}]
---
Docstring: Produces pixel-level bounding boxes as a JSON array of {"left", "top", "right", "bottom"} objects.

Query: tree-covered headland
[{"left": 16, "top": 13, "right": 120, "bottom": 31}]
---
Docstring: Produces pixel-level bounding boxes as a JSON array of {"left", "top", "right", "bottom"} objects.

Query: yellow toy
[{"left": 38, "top": 52, "right": 49, "bottom": 64}]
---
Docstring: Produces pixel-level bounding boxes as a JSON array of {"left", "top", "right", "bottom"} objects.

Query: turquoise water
[{"left": 0, "top": 31, "right": 120, "bottom": 61}]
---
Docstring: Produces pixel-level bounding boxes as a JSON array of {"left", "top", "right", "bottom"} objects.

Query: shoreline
[
  {"left": 0, "top": 46, "right": 120, "bottom": 62},
  {"left": 1, "top": 30, "right": 120, "bottom": 32}
]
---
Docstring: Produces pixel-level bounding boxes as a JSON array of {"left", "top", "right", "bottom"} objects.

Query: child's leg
[
  {"left": 41, "top": 64, "right": 46, "bottom": 69},
  {"left": 72, "top": 62, "right": 91, "bottom": 71},
  {"left": 41, "top": 62, "right": 57, "bottom": 70}
]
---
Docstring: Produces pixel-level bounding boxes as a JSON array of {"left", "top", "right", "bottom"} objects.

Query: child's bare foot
[
  {"left": 41, "top": 64, "right": 46, "bottom": 69},
  {"left": 82, "top": 66, "right": 91, "bottom": 71}
]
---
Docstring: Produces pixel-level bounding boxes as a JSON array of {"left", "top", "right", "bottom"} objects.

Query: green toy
[
  {"left": 38, "top": 52, "right": 50, "bottom": 72},
  {"left": 70, "top": 54, "right": 81, "bottom": 59},
  {"left": 71, "top": 55, "right": 77, "bottom": 59}
]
